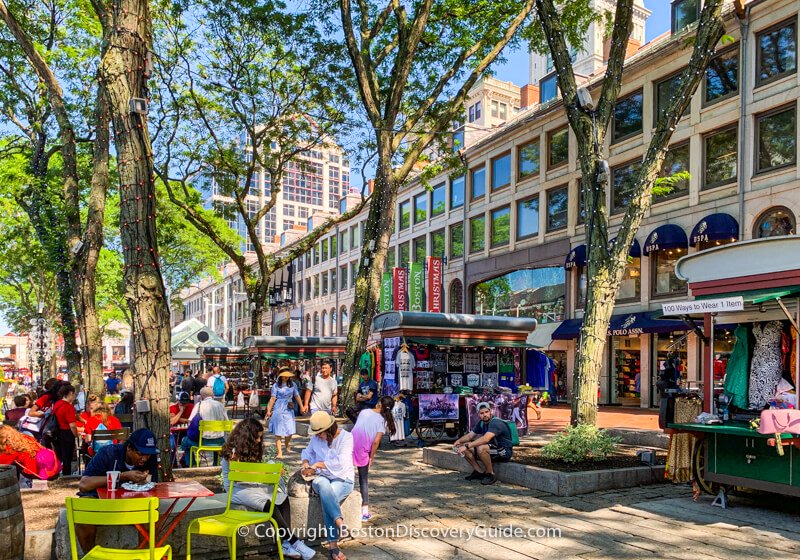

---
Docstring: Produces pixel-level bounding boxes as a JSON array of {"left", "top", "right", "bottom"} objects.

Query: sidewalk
[{"left": 529, "top": 404, "right": 660, "bottom": 434}]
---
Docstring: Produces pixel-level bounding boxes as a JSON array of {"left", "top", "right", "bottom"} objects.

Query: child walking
[{"left": 351, "top": 396, "right": 396, "bottom": 521}]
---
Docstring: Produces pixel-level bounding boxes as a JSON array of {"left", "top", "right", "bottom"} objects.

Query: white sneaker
[
  {"left": 292, "top": 539, "right": 316, "bottom": 560},
  {"left": 282, "top": 541, "right": 302, "bottom": 559}
]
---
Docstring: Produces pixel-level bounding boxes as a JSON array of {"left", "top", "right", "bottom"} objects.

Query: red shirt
[
  {"left": 169, "top": 402, "right": 194, "bottom": 422},
  {"left": 52, "top": 400, "right": 77, "bottom": 430},
  {"left": 84, "top": 414, "right": 123, "bottom": 438},
  {"left": 34, "top": 394, "right": 52, "bottom": 412}
]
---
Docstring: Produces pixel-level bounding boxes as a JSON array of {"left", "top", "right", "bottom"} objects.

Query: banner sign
[
  {"left": 466, "top": 394, "right": 529, "bottom": 436},
  {"left": 418, "top": 393, "right": 459, "bottom": 421},
  {"left": 392, "top": 267, "right": 407, "bottom": 310},
  {"left": 380, "top": 272, "right": 393, "bottom": 312},
  {"left": 409, "top": 262, "right": 424, "bottom": 311},
  {"left": 427, "top": 257, "right": 443, "bottom": 312},
  {"left": 661, "top": 296, "right": 743, "bottom": 315}
]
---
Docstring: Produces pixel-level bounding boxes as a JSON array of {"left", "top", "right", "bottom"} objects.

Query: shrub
[{"left": 541, "top": 424, "right": 621, "bottom": 464}]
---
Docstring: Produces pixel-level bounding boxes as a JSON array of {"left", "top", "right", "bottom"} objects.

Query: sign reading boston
[{"left": 661, "top": 296, "right": 744, "bottom": 315}]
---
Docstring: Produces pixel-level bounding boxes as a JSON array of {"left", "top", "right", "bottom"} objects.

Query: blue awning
[
  {"left": 609, "top": 237, "right": 642, "bottom": 258},
  {"left": 564, "top": 245, "right": 586, "bottom": 270},
  {"left": 689, "top": 213, "right": 739, "bottom": 247},
  {"left": 643, "top": 224, "right": 688, "bottom": 255},
  {"left": 551, "top": 311, "right": 690, "bottom": 340}
]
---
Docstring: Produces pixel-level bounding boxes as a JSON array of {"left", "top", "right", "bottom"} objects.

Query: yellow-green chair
[
  {"left": 186, "top": 461, "right": 284, "bottom": 560},
  {"left": 189, "top": 420, "right": 233, "bottom": 467},
  {"left": 65, "top": 496, "right": 171, "bottom": 560}
]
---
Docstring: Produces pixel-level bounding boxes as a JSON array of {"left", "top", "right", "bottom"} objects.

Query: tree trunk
[
  {"left": 251, "top": 303, "right": 265, "bottom": 337},
  {"left": 96, "top": 0, "right": 172, "bottom": 480}
]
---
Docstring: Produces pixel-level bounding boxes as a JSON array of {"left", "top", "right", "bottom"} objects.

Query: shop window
[
  {"left": 431, "top": 182, "right": 446, "bottom": 217},
  {"left": 450, "top": 175, "right": 465, "bottom": 209},
  {"left": 654, "top": 69, "right": 688, "bottom": 125},
  {"left": 398, "top": 200, "right": 411, "bottom": 230},
  {"left": 540, "top": 73, "right": 557, "bottom": 104},
  {"left": 546, "top": 186, "right": 568, "bottom": 231},
  {"left": 431, "top": 229, "right": 445, "bottom": 258},
  {"left": 754, "top": 206, "right": 796, "bottom": 238},
  {"left": 655, "top": 142, "right": 689, "bottom": 202},
  {"left": 491, "top": 206, "right": 511, "bottom": 247},
  {"left": 516, "top": 196, "right": 539, "bottom": 240},
  {"left": 611, "top": 160, "right": 642, "bottom": 214},
  {"left": 703, "top": 126, "right": 737, "bottom": 189},
  {"left": 414, "top": 192, "right": 428, "bottom": 223},
  {"left": 756, "top": 19, "right": 797, "bottom": 87},
  {"left": 652, "top": 332, "right": 690, "bottom": 407},
  {"left": 619, "top": 257, "right": 641, "bottom": 301},
  {"left": 756, "top": 106, "right": 796, "bottom": 174},
  {"left": 399, "top": 242, "right": 410, "bottom": 267},
  {"left": 576, "top": 267, "right": 587, "bottom": 309},
  {"left": 704, "top": 45, "right": 739, "bottom": 105},
  {"left": 413, "top": 236, "right": 426, "bottom": 265},
  {"left": 547, "top": 128, "right": 568, "bottom": 169},
  {"left": 491, "top": 153, "right": 511, "bottom": 191},
  {"left": 672, "top": 0, "right": 698, "bottom": 33},
  {"left": 449, "top": 280, "right": 463, "bottom": 313},
  {"left": 450, "top": 223, "right": 464, "bottom": 258},
  {"left": 470, "top": 215, "right": 485, "bottom": 253},
  {"left": 472, "top": 267, "right": 565, "bottom": 320},
  {"left": 651, "top": 247, "right": 688, "bottom": 297},
  {"left": 612, "top": 90, "right": 643, "bottom": 143},
  {"left": 518, "top": 140, "right": 540, "bottom": 180},
  {"left": 471, "top": 166, "right": 486, "bottom": 200},
  {"left": 610, "top": 336, "right": 641, "bottom": 406}
]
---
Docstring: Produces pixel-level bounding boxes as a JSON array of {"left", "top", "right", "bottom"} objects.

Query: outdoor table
[{"left": 97, "top": 481, "right": 214, "bottom": 548}]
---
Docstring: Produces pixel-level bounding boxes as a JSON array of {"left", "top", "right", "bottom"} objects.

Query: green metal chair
[{"left": 189, "top": 420, "right": 233, "bottom": 467}]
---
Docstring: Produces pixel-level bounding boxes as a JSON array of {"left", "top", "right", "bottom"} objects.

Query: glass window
[
  {"left": 516, "top": 196, "right": 539, "bottom": 239},
  {"left": 330, "top": 235, "right": 337, "bottom": 259},
  {"left": 472, "top": 267, "right": 565, "bottom": 321},
  {"left": 452, "top": 128, "right": 465, "bottom": 151},
  {"left": 540, "top": 74, "right": 557, "bottom": 104},
  {"left": 672, "top": 0, "right": 698, "bottom": 33},
  {"left": 754, "top": 207, "right": 796, "bottom": 238},
  {"left": 321, "top": 272, "right": 328, "bottom": 296},
  {"left": 499, "top": 103, "right": 507, "bottom": 120},
  {"left": 491, "top": 206, "right": 510, "bottom": 247},
  {"left": 491, "top": 153, "right": 511, "bottom": 190},
  {"left": 414, "top": 192, "right": 428, "bottom": 223},
  {"left": 613, "top": 90, "right": 643, "bottom": 142},
  {"left": 703, "top": 126, "right": 737, "bottom": 189},
  {"left": 468, "top": 104, "right": 475, "bottom": 123},
  {"left": 619, "top": 257, "right": 641, "bottom": 300},
  {"left": 330, "top": 269, "right": 337, "bottom": 292},
  {"left": 450, "top": 175, "right": 465, "bottom": 209},
  {"left": 399, "top": 200, "right": 411, "bottom": 230},
  {"left": 340, "top": 265, "right": 348, "bottom": 291},
  {"left": 321, "top": 238, "right": 329, "bottom": 262},
  {"left": 413, "top": 237, "right": 426, "bottom": 265},
  {"left": 548, "top": 128, "right": 569, "bottom": 169},
  {"left": 470, "top": 215, "right": 485, "bottom": 253},
  {"left": 431, "top": 229, "right": 445, "bottom": 258},
  {"left": 450, "top": 280, "right": 463, "bottom": 313},
  {"left": 757, "top": 20, "right": 797, "bottom": 86},
  {"left": 756, "top": 106, "right": 796, "bottom": 173},
  {"left": 475, "top": 101, "right": 482, "bottom": 120},
  {"left": 386, "top": 247, "right": 396, "bottom": 269},
  {"left": 612, "top": 161, "right": 642, "bottom": 214},
  {"left": 450, "top": 223, "right": 464, "bottom": 258},
  {"left": 431, "top": 182, "right": 446, "bottom": 217},
  {"left": 655, "top": 142, "right": 690, "bottom": 201},
  {"left": 491, "top": 100, "right": 499, "bottom": 118},
  {"left": 518, "top": 140, "right": 540, "bottom": 179},
  {"left": 655, "top": 70, "right": 687, "bottom": 125},
  {"left": 577, "top": 180, "right": 587, "bottom": 225},
  {"left": 546, "top": 186, "right": 568, "bottom": 232},
  {"left": 314, "top": 243, "right": 319, "bottom": 265},
  {"left": 652, "top": 247, "right": 687, "bottom": 297},
  {"left": 471, "top": 166, "right": 486, "bottom": 199},
  {"left": 399, "top": 242, "right": 410, "bottom": 267},
  {"left": 340, "top": 230, "right": 349, "bottom": 253},
  {"left": 705, "top": 46, "right": 739, "bottom": 105}
]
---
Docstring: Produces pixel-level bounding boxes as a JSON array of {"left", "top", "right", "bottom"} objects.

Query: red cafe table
[{"left": 98, "top": 481, "right": 214, "bottom": 548}]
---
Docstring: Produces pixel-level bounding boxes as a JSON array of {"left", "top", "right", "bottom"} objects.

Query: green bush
[{"left": 541, "top": 424, "right": 621, "bottom": 464}]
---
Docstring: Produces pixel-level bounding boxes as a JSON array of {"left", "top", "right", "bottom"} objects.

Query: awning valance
[
  {"left": 689, "top": 213, "right": 738, "bottom": 247},
  {"left": 552, "top": 311, "right": 689, "bottom": 340},
  {"left": 564, "top": 245, "right": 586, "bottom": 270},
  {"left": 197, "top": 346, "right": 249, "bottom": 362},
  {"left": 643, "top": 224, "right": 688, "bottom": 255},
  {"left": 242, "top": 336, "right": 348, "bottom": 359},
  {"left": 609, "top": 237, "right": 642, "bottom": 258}
]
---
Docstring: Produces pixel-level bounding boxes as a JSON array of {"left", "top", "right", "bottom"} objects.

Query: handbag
[
  {"left": 757, "top": 409, "right": 800, "bottom": 435},
  {"left": 19, "top": 412, "right": 43, "bottom": 434}
]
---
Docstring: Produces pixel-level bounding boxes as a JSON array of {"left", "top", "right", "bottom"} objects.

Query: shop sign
[
  {"left": 289, "top": 318, "right": 301, "bottom": 336},
  {"left": 380, "top": 272, "right": 393, "bottom": 312},
  {"left": 427, "top": 257, "right": 443, "bottom": 312},
  {"left": 607, "top": 314, "right": 643, "bottom": 336},
  {"left": 661, "top": 296, "right": 744, "bottom": 315},
  {"left": 409, "top": 262, "right": 424, "bottom": 311},
  {"left": 392, "top": 267, "right": 408, "bottom": 310}
]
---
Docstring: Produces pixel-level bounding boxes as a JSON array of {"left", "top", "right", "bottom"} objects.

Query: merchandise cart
[{"left": 663, "top": 236, "right": 800, "bottom": 499}]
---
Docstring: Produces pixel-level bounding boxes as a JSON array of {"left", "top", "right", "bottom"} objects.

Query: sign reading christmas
[
  {"left": 427, "top": 257, "right": 442, "bottom": 312},
  {"left": 392, "top": 267, "right": 408, "bottom": 310}
]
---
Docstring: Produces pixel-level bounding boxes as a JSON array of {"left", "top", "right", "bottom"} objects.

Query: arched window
[
  {"left": 305, "top": 314, "right": 311, "bottom": 336},
  {"left": 449, "top": 280, "right": 463, "bottom": 313},
  {"left": 340, "top": 306, "right": 348, "bottom": 335},
  {"left": 754, "top": 206, "right": 796, "bottom": 238},
  {"left": 321, "top": 311, "right": 327, "bottom": 336},
  {"left": 313, "top": 312, "right": 320, "bottom": 336},
  {"left": 330, "top": 308, "right": 337, "bottom": 336}
]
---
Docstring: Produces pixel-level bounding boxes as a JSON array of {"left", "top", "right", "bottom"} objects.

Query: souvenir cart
[
  {"left": 663, "top": 236, "right": 800, "bottom": 502},
  {"left": 196, "top": 346, "right": 254, "bottom": 399},
  {"left": 371, "top": 311, "right": 543, "bottom": 442}
]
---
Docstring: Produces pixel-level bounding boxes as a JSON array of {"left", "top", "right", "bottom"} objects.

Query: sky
[{"left": 0, "top": 1, "right": 672, "bottom": 337}]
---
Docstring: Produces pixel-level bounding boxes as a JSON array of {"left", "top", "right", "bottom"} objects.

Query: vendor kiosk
[
  {"left": 371, "top": 311, "right": 543, "bottom": 442},
  {"left": 664, "top": 236, "right": 800, "bottom": 500}
]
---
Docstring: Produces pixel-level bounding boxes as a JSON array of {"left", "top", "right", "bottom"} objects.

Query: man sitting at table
[
  {"left": 178, "top": 386, "right": 228, "bottom": 467},
  {"left": 169, "top": 391, "right": 194, "bottom": 426},
  {"left": 75, "top": 428, "right": 160, "bottom": 553}
]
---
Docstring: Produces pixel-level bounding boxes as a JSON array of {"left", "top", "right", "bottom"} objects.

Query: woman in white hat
[
  {"left": 266, "top": 367, "right": 306, "bottom": 459},
  {"left": 301, "top": 411, "right": 354, "bottom": 560}
]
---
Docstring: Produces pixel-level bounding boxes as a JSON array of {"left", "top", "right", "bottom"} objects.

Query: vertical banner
[
  {"left": 392, "top": 267, "right": 408, "bottom": 310},
  {"left": 409, "top": 262, "right": 424, "bottom": 311},
  {"left": 427, "top": 257, "right": 442, "bottom": 312},
  {"left": 380, "top": 272, "right": 393, "bottom": 312}
]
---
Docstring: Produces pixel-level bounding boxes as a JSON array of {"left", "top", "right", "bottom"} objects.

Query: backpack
[
  {"left": 187, "top": 412, "right": 202, "bottom": 441},
  {"left": 504, "top": 420, "right": 520, "bottom": 446},
  {"left": 40, "top": 408, "right": 61, "bottom": 447},
  {"left": 211, "top": 375, "right": 225, "bottom": 397}
]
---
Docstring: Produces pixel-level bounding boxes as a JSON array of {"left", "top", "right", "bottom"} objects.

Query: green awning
[
  {"left": 407, "top": 336, "right": 536, "bottom": 348},
  {"left": 257, "top": 351, "right": 344, "bottom": 359},
  {"left": 698, "top": 287, "right": 800, "bottom": 304}
]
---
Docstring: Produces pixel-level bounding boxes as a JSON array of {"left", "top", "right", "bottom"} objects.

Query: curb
[{"left": 26, "top": 529, "right": 55, "bottom": 560}]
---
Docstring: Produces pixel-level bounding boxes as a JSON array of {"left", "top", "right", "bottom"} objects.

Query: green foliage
[
  {"left": 652, "top": 170, "right": 691, "bottom": 199},
  {"left": 541, "top": 424, "right": 621, "bottom": 464}
]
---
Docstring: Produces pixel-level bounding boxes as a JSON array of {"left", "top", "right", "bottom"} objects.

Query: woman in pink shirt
[{"left": 350, "top": 396, "right": 396, "bottom": 521}]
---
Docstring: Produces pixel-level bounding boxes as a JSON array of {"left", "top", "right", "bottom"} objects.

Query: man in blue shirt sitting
[
  {"left": 453, "top": 402, "right": 513, "bottom": 485},
  {"left": 345, "top": 368, "right": 378, "bottom": 423}
]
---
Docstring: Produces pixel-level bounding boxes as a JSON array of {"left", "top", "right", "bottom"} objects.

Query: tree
[
  {"left": 151, "top": 0, "right": 366, "bottom": 337},
  {"left": 532, "top": 0, "right": 727, "bottom": 425}
]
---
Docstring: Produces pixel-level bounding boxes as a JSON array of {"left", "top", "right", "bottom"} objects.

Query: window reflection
[{"left": 472, "top": 267, "right": 565, "bottom": 322}]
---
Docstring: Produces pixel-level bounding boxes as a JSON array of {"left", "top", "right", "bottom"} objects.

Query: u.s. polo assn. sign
[{"left": 661, "top": 296, "right": 744, "bottom": 315}]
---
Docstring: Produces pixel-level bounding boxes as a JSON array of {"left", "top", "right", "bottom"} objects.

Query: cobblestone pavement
[{"left": 324, "top": 445, "right": 800, "bottom": 560}]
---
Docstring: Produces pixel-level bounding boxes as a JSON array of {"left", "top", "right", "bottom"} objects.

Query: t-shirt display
[{"left": 396, "top": 346, "right": 415, "bottom": 392}]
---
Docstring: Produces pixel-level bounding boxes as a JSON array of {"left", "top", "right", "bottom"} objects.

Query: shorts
[{"left": 488, "top": 445, "right": 512, "bottom": 463}]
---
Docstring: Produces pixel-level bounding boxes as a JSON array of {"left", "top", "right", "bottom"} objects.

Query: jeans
[{"left": 311, "top": 476, "right": 353, "bottom": 543}]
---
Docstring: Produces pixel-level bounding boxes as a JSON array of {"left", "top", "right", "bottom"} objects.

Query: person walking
[
  {"left": 266, "top": 368, "right": 306, "bottom": 459},
  {"left": 51, "top": 383, "right": 79, "bottom": 476},
  {"left": 303, "top": 360, "right": 338, "bottom": 416},
  {"left": 351, "top": 396, "right": 395, "bottom": 521}
]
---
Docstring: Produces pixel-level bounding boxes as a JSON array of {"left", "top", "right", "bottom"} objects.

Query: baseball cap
[
  {"left": 477, "top": 402, "right": 492, "bottom": 412},
  {"left": 178, "top": 391, "right": 191, "bottom": 404},
  {"left": 128, "top": 428, "right": 159, "bottom": 455}
]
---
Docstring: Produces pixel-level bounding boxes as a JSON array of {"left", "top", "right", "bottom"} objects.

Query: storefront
[{"left": 241, "top": 336, "right": 348, "bottom": 388}]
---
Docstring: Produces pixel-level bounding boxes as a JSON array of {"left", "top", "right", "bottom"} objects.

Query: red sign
[
  {"left": 427, "top": 257, "right": 443, "bottom": 312},
  {"left": 392, "top": 267, "right": 407, "bottom": 310}
]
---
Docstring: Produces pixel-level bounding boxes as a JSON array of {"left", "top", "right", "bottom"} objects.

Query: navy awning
[
  {"left": 609, "top": 237, "right": 642, "bottom": 258},
  {"left": 643, "top": 224, "right": 688, "bottom": 255},
  {"left": 564, "top": 245, "right": 586, "bottom": 270},
  {"left": 551, "top": 311, "right": 690, "bottom": 340},
  {"left": 689, "top": 213, "right": 739, "bottom": 247}
]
